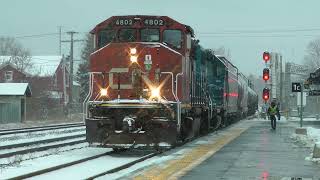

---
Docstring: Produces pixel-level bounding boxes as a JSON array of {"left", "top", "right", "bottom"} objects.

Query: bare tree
[
  {"left": 304, "top": 38, "right": 320, "bottom": 71},
  {"left": 0, "top": 37, "right": 32, "bottom": 71},
  {"left": 214, "top": 46, "right": 231, "bottom": 60},
  {"left": 76, "top": 34, "right": 94, "bottom": 102}
]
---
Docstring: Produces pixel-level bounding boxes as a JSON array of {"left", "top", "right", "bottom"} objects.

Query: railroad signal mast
[
  {"left": 263, "top": 51, "right": 270, "bottom": 63},
  {"left": 262, "top": 51, "right": 271, "bottom": 102},
  {"left": 263, "top": 68, "right": 270, "bottom": 82},
  {"left": 263, "top": 88, "right": 270, "bottom": 101}
]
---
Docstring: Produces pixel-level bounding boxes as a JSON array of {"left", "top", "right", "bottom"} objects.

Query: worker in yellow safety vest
[{"left": 267, "top": 101, "right": 279, "bottom": 130}]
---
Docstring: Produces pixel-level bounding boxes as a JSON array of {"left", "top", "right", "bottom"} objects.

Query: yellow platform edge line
[
  {"left": 133, "top": 126, "right": 250, "bottom": 180},
  {"left": 169, "top": 128, "right": 248, "bottom": 180}
]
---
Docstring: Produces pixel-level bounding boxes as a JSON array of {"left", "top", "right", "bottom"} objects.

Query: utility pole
[
  {"left": 59, "top": 26, "right": 62, "bottom": 55},
  {"left": 61, "top": 31, "right": 84, "bottom": 111},
  {"left": 300, "top": 84, "right": 303, "bottom": 127}
]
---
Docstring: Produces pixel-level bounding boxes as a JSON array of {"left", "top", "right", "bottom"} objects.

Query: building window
[{"left": 4, "top": 71, "right": 13, "bottom": 82}]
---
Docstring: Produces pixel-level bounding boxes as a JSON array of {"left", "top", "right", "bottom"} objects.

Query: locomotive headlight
[
  {"left": 150, "top": 87, "right": 160, "bottom": 99},
  {"left": 100, "top": 88, "right": 108, "bottom": 97},
  {"left": 130, "top": 55, "right": 138, "bottom": 63},
  {"left": 130, "top": 48, "right": 137, "bottom": 55}
]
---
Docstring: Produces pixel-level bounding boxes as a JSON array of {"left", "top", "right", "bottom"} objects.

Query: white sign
[{"left": 297, "top": 92, "right": 307, "bottom": 106}]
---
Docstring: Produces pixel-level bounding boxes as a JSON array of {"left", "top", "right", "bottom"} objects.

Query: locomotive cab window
[
  {"left": 119, "top": 28, "right": 137, "bottom": 42},
  {"left": 141, "top": 29, "right": 160, "bottom": 42},
  {"left": 98, "top": 29, "right": 115, "bottom": 48},
  {"left": 163, "top": 30, "right": 182, "bottom": 49}
]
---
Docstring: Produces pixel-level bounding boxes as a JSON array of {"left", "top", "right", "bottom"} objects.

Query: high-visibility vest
[{"left": 269, "top": 106, "right": 277, "bottom": 115}]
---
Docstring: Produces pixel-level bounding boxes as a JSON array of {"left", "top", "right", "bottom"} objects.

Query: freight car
[{"left": 84, "top": 15, "right": 258, "bottom": 149}]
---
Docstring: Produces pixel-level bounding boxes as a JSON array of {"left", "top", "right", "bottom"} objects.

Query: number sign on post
[{"left": 292, "top": 83, "right": 301, "bottom": 92}]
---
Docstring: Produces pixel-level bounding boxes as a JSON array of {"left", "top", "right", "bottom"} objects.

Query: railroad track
[
  {"left": 7, "top": 150, "right": 159, "bottom": 180},
  {"left": 2, "top": 117, "right": 256, "bottom": 179},
  {"left": 0, "top": 135, "right": 86, "bottom": 159},
  {"left": 0, "top": 122, "right": 84, "bottom": 136}
]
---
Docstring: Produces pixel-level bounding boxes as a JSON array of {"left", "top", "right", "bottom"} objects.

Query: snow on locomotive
[{"left": 84, "top": 15, "right": 258, "bottom": 149}]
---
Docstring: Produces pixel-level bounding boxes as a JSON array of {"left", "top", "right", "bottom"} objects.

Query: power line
[
  {"left": 0, "top": 32, "right": 73, "bottom": 39},
  {"left": 14, "top": 33, "right": 60, "bottom": 39},
  {"left": 197, "top": 34, "right": 320, "bottom": 38},
  {"left": 2, "top": 26, "right": 320, "bottom": 40},
  {"left": 198, "top": 27, "right": 320, "bottom": 35}
]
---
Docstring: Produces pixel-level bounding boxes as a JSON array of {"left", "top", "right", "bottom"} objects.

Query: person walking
[{"left": 268, "top": 101, "right": 279, "bottom": 130}]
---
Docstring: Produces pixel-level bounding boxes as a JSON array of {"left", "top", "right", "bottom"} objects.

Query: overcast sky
[{"left": 1, "top": 0, "right": 319, "bottom": 76}]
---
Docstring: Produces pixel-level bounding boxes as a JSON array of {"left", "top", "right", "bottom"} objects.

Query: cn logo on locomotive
[
  {"left": 108, "top": 68, "right": 133, "bottom": 89},
  {"left": 108, "top": 68, "right": 154, "bottom": 90}
]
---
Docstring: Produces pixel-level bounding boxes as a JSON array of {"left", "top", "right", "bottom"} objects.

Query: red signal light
[
  {"left": 263, "top": 52, "right": 270, "bottom": 62},
  {"left": 262, "top": 88, "right": 270, "bottom": 101},
  {"left": 263, "top": 68, "right": 270, "bottom": 81}
]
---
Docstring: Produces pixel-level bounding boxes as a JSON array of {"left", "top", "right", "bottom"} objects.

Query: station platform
[{"left": 132, "top": 119, "right": 320, "bottom": 180}]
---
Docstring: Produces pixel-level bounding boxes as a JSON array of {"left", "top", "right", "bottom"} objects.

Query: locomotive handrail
[
  {"left": 82, "top": 73, "right": 92, "bottom": 121},
  {"left": 161, "top": 72, "right": 178, "bottom": 102},
  {"left": 83, "top": 72, "right": 101, "bottom": 121},
  {"left": 175, "top": 72, "right": 183, "bottom": 100},
  {"left": 161, "top": 71, "right": 181, "bottom": 131}
]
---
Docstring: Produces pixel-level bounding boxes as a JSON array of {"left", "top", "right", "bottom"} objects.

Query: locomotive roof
[
  {"left": 90, "top": 15, "right": 194, "bottom": 36},
  {"left": 216, "top": 55, "right": 238, "bottom": 69}
]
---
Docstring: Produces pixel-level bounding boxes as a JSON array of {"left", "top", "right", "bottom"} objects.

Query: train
[{"left": 84, "top": 15, "right": 258, "bottom": 150}]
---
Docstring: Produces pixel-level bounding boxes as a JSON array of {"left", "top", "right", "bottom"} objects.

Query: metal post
[
  {"left": 68, "top": 31, "right": 75, "bottom": 108},
  {"left": 62, "top": 55, "right": 67, "bottom": 105},
  {"left": 59, "top": 26, "right": 62, "bottom": 55},
  {"left": 61, "top": 31, "right": 84, "bottom": 113},
  {"left": 300, "top": 85, "right": 303, "bottom": 127}
]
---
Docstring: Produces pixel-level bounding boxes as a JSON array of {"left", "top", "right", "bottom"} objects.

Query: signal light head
[
  {"left": 262, "top": 88, "right": 270, "bottom": 101},
  {"left": 263, "top": 68, "right": 270, "bottom": 81},
  {"left": 263, "top": 52, "right": 270, "bottom": 62}
]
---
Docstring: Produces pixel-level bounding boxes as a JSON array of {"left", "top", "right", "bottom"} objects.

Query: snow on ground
[
  {"left": 0, "top": 120, "right": 83, "bottom": 130},
  {"left": 0, "top": 143, "right": 89, "bottom": 166},
  {"left": 0, "top": 127, "right": 85, "bottom": 146},
  {"left": 0, "top": 146, "right": 109, "bottom": 179},
  {"left": 29, "top": 154, "right": 139, "bottom": 180},
  {"left": 0, "top": 137, "right": 85, "bottom": 156},
  {"left": 288, "top": 116, "right": 319, "bottom": 121},
  {"left": 291, "top": 126, "right": 320, "bottom": 163}
]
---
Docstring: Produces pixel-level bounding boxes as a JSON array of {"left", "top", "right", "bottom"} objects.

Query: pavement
[
  {"left": 132, "top": 118, "right": 320, "bottom": 180},
  {"left": 182, "top": 120, "right": 320, "bottom": 180}
]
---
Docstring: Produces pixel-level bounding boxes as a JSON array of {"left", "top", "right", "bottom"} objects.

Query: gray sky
[{"left": 1, "top": 0, "right": 319, "bottom": 76}]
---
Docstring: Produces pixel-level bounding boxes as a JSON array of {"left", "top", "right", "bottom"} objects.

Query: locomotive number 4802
[
  {"left": 144, "top": 19, "right": 164, "bottom": 26},
  {"left": 115, "top": 19, "right": 133, "bottom": 26}
]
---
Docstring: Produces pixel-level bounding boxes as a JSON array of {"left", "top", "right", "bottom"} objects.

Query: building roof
[
  {"left": 0, "top": 56, "right": 63, "bottom": 77},
  {"left": 0, "top": 62, "right": 31, "bottom": 76},
  {"left": 0, "top": 83, "right": 32, "bottom": 97}
]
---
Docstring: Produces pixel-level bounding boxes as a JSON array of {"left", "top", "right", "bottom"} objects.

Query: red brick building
[{"left": 0, "top": 56, "right": 78, "bottom": 120}]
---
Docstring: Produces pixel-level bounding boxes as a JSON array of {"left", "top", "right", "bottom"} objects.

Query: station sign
[{"left": 292, "top": 83, "right": 301, "bottom": 92}]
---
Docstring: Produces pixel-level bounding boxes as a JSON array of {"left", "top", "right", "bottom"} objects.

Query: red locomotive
[{"left": 84, "top": 15, "right": 258, "bottom": 149}]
